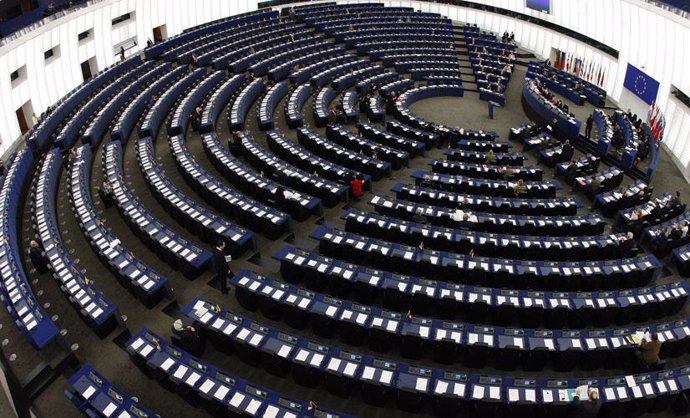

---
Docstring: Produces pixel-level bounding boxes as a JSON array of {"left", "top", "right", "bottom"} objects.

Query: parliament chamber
[{"left": 2, "top": 0, "right": 690, "bottom": 417}]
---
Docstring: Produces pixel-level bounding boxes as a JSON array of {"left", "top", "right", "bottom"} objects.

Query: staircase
[
  {"left": 571, "top": 136, "right": 648, "bottom": 182},
  {"left": 452, "top": 26, "right": 480, "bottom": 92}
]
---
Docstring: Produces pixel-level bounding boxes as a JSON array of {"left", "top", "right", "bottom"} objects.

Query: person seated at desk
[
  {"left": 419, "top": 175, "right": 434, "bottom": 189},
  {"left": 513, "top": 179, "right": 527, "bottom": 196},
  {"left": 635, "top": 332, "right": 663, "bottom": 369},
  {"left": 172, "top": 318, "right": 204, "bottom": 355},
  {"left": 669, "top": 223, "right": 684, "bottom": 243},
  {"left": 229, "top": 131, "right": 243, "bottom": 157},
  {"left": 28, "top": 240, "right": 50, "bottom": 274},
  {"left": 465, "top": 212, "right": 478, "bottom": 223},
  {"left": 651, "top": 227, "right": 671, "bottom": 256},
  {"left": 350, "top": 175, "right": 364, "bottom": 200},
  {"left": 450, "top": 208, "right": 465, "bottom": 222},
  {"left": 412, "top": 208, "right": 427, "bottom": 224},
  {"left": 572, "top": 386, "right": 601, "bottom": 418},
  {"left": 588, "top": 177, "right": 601, "bottom": 197},
  {"left": 485, "top": 149, "right": 496, "bottom": 164},
  {"left": 562, "top": 140, "right": 574, "bottom": 161},
  {"left": 618, "top": 232, "right": 637, "bottom": 257},
  {"left": 98, "top": 180, "right": 114, "bottom": 208}
]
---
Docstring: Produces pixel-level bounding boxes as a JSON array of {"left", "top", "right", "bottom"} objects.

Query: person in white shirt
[
  {"left": 451, "top": 209, "right": 465, "bottom": 222},
  {"left": 465, "top": 212, "right": 478, "bottom": 223}
]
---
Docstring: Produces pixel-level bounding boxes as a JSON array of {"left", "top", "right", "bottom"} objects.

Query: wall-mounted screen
[{"left": 526, "top": 0, "right": 550, "bottom": 13}]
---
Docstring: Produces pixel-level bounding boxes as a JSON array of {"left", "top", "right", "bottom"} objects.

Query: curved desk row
[
  {"left": 266, "top": 129, "right": 370, "bottom": 187},
  {"left": 297, "top": 127, "right": 391, "bottom": 181},
  {"left": 0, "top": 150, "right": 59, "bottom": 348},
  {"left": 111, "top": 65, "right": 188, "bottom": 142},
  {"left": 82, "top": 61, "right": 164, "bottom": 148},
  {"left": 104, "top": 141, "right": 210, "bottom": 278},
  {"left": 430, "top": 159, "right": 542, "bottom": 181},
  {"left": 240, "top": 135, "right": 344, "bottom": 208},
  {"left": 410, "top": 170, "right": 558, "bottom": 199},
  {"left": 230, "top": 270, "right": 689, "bottom": 371},
  {"left": 33, "top": 149, "right": 119, "bottom": 337},
  {"left": 137, "top": 137, "right": 255, "bottom": 257},
  {"left": 258, "top": 80, "right": 289, "bottom": 131},
  {"left": 66, "top": 364, "right": 159, "bottom": 418},
  {"left": 522, "top": 81, "right": 581, "bottom": 140},
  {"left": 69, "top": 145, "right": 170, "bottom": 307},
  {"left": 27, "top": 57, "right": 140, "bottom": 152},
  {"left": 369, "top": 193, "right": 604, "bottom": 237},
  {"left": 126, "top": 328, "right": 351, "bottom": 418},
  {"left": 202, "top": 132, "right": 320, "bottom": 222},
  {"left": 343, "top": 208, "right": 625, "bottom": 261},
  {"left": 326, "top": 124, "right": 410, "bottom": 170},
  {"left": 161, "top": 13, "right": 279, "bottom": 64},
  {"left": 391, "top": 183, "right": 580, "bottom": 216},
  {"left": 168, "top": 134, "right": 289, "bottom": 240},
  {"left": 357, "top": 122, "right": 425, "bottom": 157},
  {"left": 273, "top": 244, "right": 687, "bottom": 328},
  {"left": 185, "top": 295, "right": 690, "bottom": 417},
  {"left": 310, "top": 226, "right": 662, "bottom": 291}
]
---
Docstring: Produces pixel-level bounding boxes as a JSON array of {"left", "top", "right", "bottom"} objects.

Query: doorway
[
  {"left": 152, "top": 25, "right": 167, "bottom": 43},
  {"left": 80, "top": 58, "right": 96, "bottom": 82}
]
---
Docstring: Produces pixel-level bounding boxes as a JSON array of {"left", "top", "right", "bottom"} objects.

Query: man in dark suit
[
  {"left": 585, "top": 114, "right": 594, "bottom": 139},
  {"left": 212, "top": 240, "right": 232, "bottom": 294},
  {"left": 172, "top": 319, "right": 197, "bottom": 345},
  {"left": 572, "top": 387, "right": 601, "bottom": 418},
  {"left": 29, "top": 240, "right": 49, "bottom": 274}
]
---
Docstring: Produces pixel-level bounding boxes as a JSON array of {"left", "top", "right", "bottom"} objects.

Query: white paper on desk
[
  {"left": 416, "top": 378, "right": 428, "bottom": 391},
  {"left": 161, "top": 358, "right": 176, "bottom": 371},
  {"left": 246, "top": 399, "right": 262, "bottom": 415},
  {"left": 542, "top": 390, "right": 553, "bottom": 403},
  {"left": 604, "top": 387, "right": 615, "bottom": 400},
  {"left": 103, "top": 403, "right": 117, "bottom": 416},
  {"left": 525, "top": 389, "right": 536, "bottom": 402},
  {"left": 82, "top": 385, "right": 96, "bottom": 399},
  {"left": 343, "top": 362, "right": 357, "bottom": 376},
  {"left": 616, "top": 387, "right": 627, "bottom": 399},
  {"left": 434, "top": 381, "right": 448, "bottom": 394},
  {"left": 277, "top": 345, "right": 291, "bottom": 358},
  {"left": 472, "top": 385, "right": 485, "bottom": 399},
  {"left": 229, "top": 392, "right": 245, "bottom": 408},
  {"left": 295, "top": 349, "right": 309, "bottom": 362},
  {"left": 185, "top": 372, "right": 201, "bottom": 386},
  {"left": 508, "top": 388, "right": 519, "bottom": 402},
  {"left": 625, "top": 375, "right": 637, "bottom": 387},
  {"left": 558, "top": 389, "right": 568, "bottom": 401},
  {"left": 380, "top": 370, "right": 393, "bottom": 385},
  {"left": 489, "top": 386, "right": 500, "bottom": 400},
  {"left": 199, "top": 379, "right": 214, "bottom": 394},
  {"left": 130, "top": 338, "right": 144, "bottom": 350}
]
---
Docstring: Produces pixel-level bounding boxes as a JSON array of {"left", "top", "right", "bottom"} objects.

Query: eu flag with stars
[{"left": 623, "top": 63, "right": 659, "bottom": 105}]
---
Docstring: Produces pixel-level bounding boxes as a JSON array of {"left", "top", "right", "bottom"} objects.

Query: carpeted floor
[{"left": 0, "top": 23, "right": 687, "bottom": 418}]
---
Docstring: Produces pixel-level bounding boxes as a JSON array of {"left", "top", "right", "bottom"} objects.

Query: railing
[{"left": 0, "top": 0, "right": 105, "bottom": 47}]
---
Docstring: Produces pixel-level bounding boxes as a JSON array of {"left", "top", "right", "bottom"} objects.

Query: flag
[
  {"left": 623, "top": 63, "right": 659, "bottom": 105},
  {"left": 646, "top": 101, "right": 654, "bottom": 123},
  {"left": 560, "top": 51, "right": 566, "bottom": 70},
  {"left": 587, "top": 61, "right": 594, "bottom": 81},
  {"left": 554, "top": 53, "right": 560, "bottom": 69}
]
